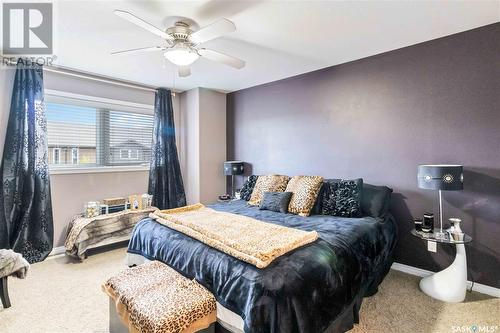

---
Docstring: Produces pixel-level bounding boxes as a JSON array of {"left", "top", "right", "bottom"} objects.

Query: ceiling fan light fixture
[
  {"left": 164, "top": 47, "right": 199, "bottom": 66},
  {"left": 113, "top": 10, "right": 245, "bottom": 74}
]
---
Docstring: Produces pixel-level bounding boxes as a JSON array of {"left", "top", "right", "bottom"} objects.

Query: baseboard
[
  {"left": 48, "top": 246, "right": 66, "bottom": 257},
  {"left": 391, "top": 262, "right": 500, "bottom": 298},
  {"left": 391, "top": 262, "right": 434, "bottom": 278}
]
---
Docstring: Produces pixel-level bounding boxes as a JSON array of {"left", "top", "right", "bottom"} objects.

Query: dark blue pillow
[
  {"left": 259, "top": 192, "right": 293, "bottom": 213},
  {"left": 361, "top": 184, "right": 392, "bottom": 218},
  {"left": 322, "top": 178, "right": 363, "bottom": 217}
]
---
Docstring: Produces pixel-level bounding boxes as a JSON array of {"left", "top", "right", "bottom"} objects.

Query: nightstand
[{"left": 411, "top": 229, "right": 472, "bottom": 302}]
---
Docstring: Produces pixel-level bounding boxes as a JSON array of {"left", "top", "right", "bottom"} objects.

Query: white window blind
[{"left": 46, "top": 95, "right": 153, "bottom": 170}]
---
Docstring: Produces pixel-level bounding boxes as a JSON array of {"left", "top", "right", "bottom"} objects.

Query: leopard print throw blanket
[
  {"left": 150, "top": 204, "right": 319, "bottom": 268},
  {"left": 102, "top": 261, "right": 216, "bottom": 333}
]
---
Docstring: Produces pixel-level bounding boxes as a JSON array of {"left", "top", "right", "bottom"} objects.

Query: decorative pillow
[
  {"left": 240, "top": 175, "right": 258, "bottom": 201},
  {"left": 310, "top": 182, "right": 325, "bottom": 215},
  {"left": 259, "top": 192, "right": 293, "bottom": 213},
  {"left": 361, "top": 184, "right": 392, "bottom": 218},
  {"left": 322, "top": 178, "right": 363, "bottom": 217},
  {"left": 286, "top": 176, "right": 324, "bottom": 217},
  {"left": 248, "top": 175, "right": 290, "bottom": 206}
]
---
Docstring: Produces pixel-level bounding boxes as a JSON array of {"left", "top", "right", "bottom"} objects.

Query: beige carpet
[{"left": 0, "top": 246, "right": 498, "bottom": 333}]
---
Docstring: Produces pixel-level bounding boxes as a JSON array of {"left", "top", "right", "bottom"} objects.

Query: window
[
  {"left": 120, "top": 149, "right": 129, "bottom": 159},
  {"left": 52, "top": 148, "right": 60, "bottom": 164},
  {"left": 46, "top": 93, "right": 154, "bottom": 170},
  {"left": 120, "top": 149, "right": 139, "bottom": 160}
]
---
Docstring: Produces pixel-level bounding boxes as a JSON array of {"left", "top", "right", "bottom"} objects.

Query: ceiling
[{"left": 49, "top": 0, "right": 499, "bottom": 92}]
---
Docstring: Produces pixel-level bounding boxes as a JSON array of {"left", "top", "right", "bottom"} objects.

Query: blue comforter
[{"left": 128, "top": 200, "right": 397, "bottom": 333}]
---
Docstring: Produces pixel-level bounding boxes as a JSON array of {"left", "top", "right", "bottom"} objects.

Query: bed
[{"left": 127, "top": 199, "right": 397, "bottom": 333}]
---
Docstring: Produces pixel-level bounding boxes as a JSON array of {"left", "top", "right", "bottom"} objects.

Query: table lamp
[
  {"left": 224, "top": 161, "right": 244, "bottom": 198},
  {"left": 417, "top": 164, "right": 463, "bottom": 239}
]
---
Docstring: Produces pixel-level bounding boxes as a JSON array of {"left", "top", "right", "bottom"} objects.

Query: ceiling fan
[{"left": 112, "top": 10, "right": 245, "bottom": 77}]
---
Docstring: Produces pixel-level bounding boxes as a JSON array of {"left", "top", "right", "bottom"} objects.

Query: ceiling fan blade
[
  {"left": 198, "top": 48, "right": 245, "bottom": 69},
  {"left": 114, "top": 10, "right": 172, "bottom": 40},
  {"left": 189, "top": 18, "right": 236, "bottom": 44},
  {"left": 111, "top": 46, "right": 165, "bottom": 56},
  {"left": 178, "top": 66, "right": 191, "bottom": 77}
]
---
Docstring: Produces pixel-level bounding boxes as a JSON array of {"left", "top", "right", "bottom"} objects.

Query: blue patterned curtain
[
  {"left": 148, "top": 88, "right": 186, "bottom": 209},
  {"left": 0, "top": 61, "right": 53, "bottom": 263}
]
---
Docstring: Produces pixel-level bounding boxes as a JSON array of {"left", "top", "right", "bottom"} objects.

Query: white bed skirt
[{"left": 125, "top": 252, "right": 245, "bottom": 333}]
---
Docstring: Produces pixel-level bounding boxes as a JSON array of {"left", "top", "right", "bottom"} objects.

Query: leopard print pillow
[
  {"left": 286, "top": 175, "right": 324, "bottom": 217},
  {"left": 248, "top": 175, "right": 290, "bottom": 206}
]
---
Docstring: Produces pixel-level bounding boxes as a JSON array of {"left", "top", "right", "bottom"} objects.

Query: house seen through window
[{"left": 46, "top": 96, "right": 153, "bottom": 169}]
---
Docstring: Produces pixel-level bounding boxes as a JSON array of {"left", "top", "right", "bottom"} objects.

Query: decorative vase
[
  {"left": 449, "top": 218, "right": 463, "bottom": 233},
  {"left": 84, "top": 201, "right": 101, "bottom": 218}
]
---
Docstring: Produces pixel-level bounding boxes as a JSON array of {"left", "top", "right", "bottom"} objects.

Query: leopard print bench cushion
[
  {"left": 248, "top": 175, "right": 290, "bottom": 206},
  {"left": 286, "top": 175, "right": 324, "bottom": 217},
  {"left": 103, "top": 261, "right": 216, "bottom": 333}
]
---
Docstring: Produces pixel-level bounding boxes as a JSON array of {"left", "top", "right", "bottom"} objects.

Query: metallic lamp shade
[
  {"left": 224, "top": 161, "right": 244, "bottom": 176},
  {"left": 418, "top": 165, "right": 463, "bottom": 191}
]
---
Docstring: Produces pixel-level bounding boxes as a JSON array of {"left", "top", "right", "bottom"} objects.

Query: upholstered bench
[
  {"left": 0, "top": 249, "right": 30, "bottom": 308},
  {"left": 102, "top": 261, "right": 216, "bottom": 333}
]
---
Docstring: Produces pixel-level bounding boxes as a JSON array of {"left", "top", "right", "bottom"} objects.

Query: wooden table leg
[{"left": 1, "top": 276, "right": 11, "bottom": 308}]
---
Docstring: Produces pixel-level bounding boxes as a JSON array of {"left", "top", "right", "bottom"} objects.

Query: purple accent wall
[{"left": 227, "top": 23, "right": 500, "bottom": 287}]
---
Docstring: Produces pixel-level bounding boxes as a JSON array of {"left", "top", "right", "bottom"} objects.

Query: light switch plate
[{"left": 427, "top": 241, "right": 437, "bottom": 252}]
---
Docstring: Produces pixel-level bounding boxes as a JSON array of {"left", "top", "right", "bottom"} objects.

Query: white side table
[{"left": 411, "top": 229, "right": 472, "bottom": 303}]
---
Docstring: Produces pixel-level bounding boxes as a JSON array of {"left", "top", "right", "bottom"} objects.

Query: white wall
[
  {"left": 0, "top": 69, "right": 181, "bottom": 247},
  {"left": 180, "top": 88, "right": 226, "bottom": 204},
  {"left": 180, "top": 88, "right": 200, "bottom": 204},
  {"left": 199, "top": 88, "right": 226, "bottom": 203}
]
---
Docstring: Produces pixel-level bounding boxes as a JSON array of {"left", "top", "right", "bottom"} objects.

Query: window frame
[
  {"left": 71, "top": 147, "right": 79, "bottom": 164},
  {"left": 45, "top": 90, "right": 154, "bottom": 174}
]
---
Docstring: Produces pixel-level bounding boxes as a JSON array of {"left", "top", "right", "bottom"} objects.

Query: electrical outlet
[{"left": 427, "top": 241, "right": 437, "bottom": 252}]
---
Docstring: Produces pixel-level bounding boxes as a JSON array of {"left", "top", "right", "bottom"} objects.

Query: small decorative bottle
[
  {"left": 422, "top": 213, "right": 434, "bottom": 233},
  {"left": 414, "top": 218, "right": 423, "bottom": 232},
  {"left": 448, "top": 218, "right": 464, "bottom": 241}
]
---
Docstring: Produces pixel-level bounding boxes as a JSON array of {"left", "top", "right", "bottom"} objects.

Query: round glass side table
[{"left": 411, "top": 229, "right": 472, "bottom": 303}]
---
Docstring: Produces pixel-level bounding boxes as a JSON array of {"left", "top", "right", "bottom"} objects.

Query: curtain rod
[{"left": 2, "top": 57, "right": 178, "bottom": 96}]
